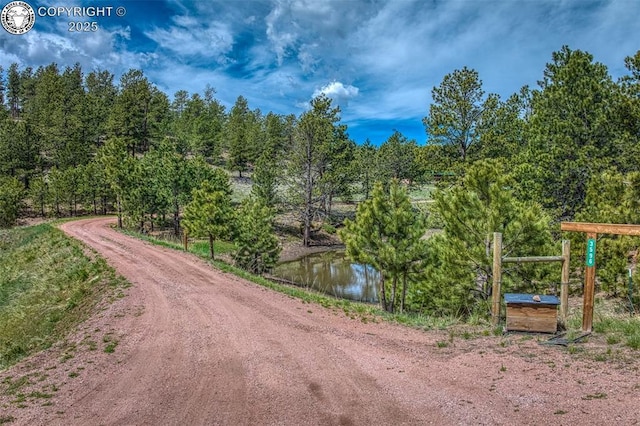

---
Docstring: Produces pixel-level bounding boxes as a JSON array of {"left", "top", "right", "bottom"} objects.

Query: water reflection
[{"left": 272, "top": 251, "right": 380, "bottom": 303}]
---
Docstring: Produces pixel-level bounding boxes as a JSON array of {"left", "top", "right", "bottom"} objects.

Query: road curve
[
  {"left": 4, "top": 217, "right": 638, "bottom": 425},
  {"left": 57, "top": 217, "right": 450, "bottom": 425}
]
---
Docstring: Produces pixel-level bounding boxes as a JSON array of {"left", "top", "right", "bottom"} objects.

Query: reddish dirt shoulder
[{"left": 1, "top": 217, "right": 638, "bottom": 425}]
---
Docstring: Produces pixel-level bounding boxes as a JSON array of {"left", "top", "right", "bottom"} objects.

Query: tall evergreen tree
[
  {"left": 146, "top": 138, "right": 192, "bottom": 235},
  {"left": 47, "top": 166, "right": 64, "bottom": 216},
  {"left": 251, "top": 151, "right": 279, "bottom": 207},
  {"left": 263, "top": 112, "right": 289, "bottom": 156},
  {"left": 28, "top": 174, "right": 48, "bottom": 217},
  {"left": 249, "top": 112, "right": 290, "bottom": 207},
  {"left": 0, "top": 119, "right": 39, "bottom": 187},
  {"left": 285, "top": 95, "right": 343, "bottom": 246},
  {"left": 182, "top": 175, "right": 233, "bottom": 259},
  {"left": 225, "top": 96, "right": 253, "bottom": 177},
  {"left": 97, "top": 137, "right": 137, "bottom": 227},
  {"left": 355, "top": 139, "right": 378, "bottom": 200},
  {"left": 476, "top": 87, "right": 530, "bottom": 161},
  {"left": 516, "top": 46, "right": 618, "bottom": 218},
  {"left": 377, "top": 131, "right": 419, "bottom": 183},
  {"left": 31, "top": 64, "right": 65, "bottom": 169},
  {"left": 85, "top": 69, "right": 117, "bottom": 148},
  {"left": 317, "top": 127, "right": 355, "bottom": 217},
  {"left": 173, "top": 91, "right": 226, "bottom": 158},
  {"left": 233, "top": 198, "right": 281, "bottom": 274},
  {"left": 0, "top": 176, "right": 24, "bottom": 228},
  {"left": 108, "top": 69, "right": 154, "bottom": 155},
  {"left": 6, "top": 63, "right": 21, "bottom": 119},
  {"left": 423, "top": 67, "right": 496, "bottom": 162},
  {"left": 200, "top": 86, "right": 226, "bottom": 160},
  {"left": 339, "top": 180, "right": 427, "bottom": 313},
  {"left": 0, "top": 66, "right": 5, "bottom": 114},
  {"left": 615, "top": 50, "right": 640, "bottom": 172},
  {"left": 419, "top": 160, "right": 553, "bottom": 316},
  {"left": 59, "top": 63, "right": 89, "bottom": 168},
  {"left": 82, "top": 159, "right": 112, "bottom": 215}
]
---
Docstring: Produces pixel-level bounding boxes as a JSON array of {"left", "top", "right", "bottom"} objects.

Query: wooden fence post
[
  {"left": 492, "top": 232, "right": 502, "bottom": 325},
  {"left": 583, "top": 233, "right": 597, "bottom": 332},
  {"left": 183, "top": 230, "right": 188, "bottom": 252},
  {"left": 560, "top": 239, "right": 570, "bottom": 325}
]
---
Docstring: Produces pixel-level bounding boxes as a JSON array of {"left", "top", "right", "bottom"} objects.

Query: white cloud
[
  {"left": 145, "top": 15, "right": 233, "bottom": 62},
  {"left": 297, "top": 43, "right": 319, "bottom": 74},
  {"left": 312, "top": 81, "right": 359, "bottom": 105},
  {"left": 264, "top": 0, "right": 377, "bottom": 71},
  {"left": 265, "top": 2, "right": 297, "bottom": 65},
  {"left": 0, "top": 24, "right": 139, "bottom": 74}
]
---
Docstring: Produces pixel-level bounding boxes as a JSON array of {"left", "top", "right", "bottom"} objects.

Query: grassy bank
[
  {"left": 120, "top": 228, "right": 235, "bottom": 260},
  {"left": 0, "top": 223, "right": 127, "bottom": 370}
]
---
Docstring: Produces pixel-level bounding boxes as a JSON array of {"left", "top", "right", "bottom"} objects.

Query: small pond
[{"left": 271, "top": 251, "right": 380, "bottom": 303}]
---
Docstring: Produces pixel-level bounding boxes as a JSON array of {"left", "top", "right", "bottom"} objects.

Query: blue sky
[{"left": 0, "top": 0, "right": 639, "bottom": 145}]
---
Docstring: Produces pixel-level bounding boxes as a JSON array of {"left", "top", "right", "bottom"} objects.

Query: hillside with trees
[{"left": 1, "top": 46, "right": 640, "bottom": 318}]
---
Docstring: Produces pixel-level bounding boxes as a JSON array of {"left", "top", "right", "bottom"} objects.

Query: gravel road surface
[{"left": 1, "top": 217, "right": 638, "bottom": 425}]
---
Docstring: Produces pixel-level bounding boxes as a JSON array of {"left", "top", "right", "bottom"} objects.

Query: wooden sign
[{"left": 561, "top": 222, "right": 640, "bottom": 332}]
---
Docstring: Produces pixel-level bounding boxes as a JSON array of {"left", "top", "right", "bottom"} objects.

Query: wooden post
[
  {"left": 560, "top": 240, "right": 570, "bottom": 325},
  {"left": 183, "top": 230, "right": 188, "bottom": 252},
  {"left": 583, "top": 233, "right": 597, "bottom": 332},
  {"left": 492, "top": 232, "right": 502, "bottom": 325}
]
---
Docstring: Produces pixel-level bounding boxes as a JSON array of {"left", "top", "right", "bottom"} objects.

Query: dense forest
[{"left": 1, "top": 45, "right": 640, "bottom": 317}]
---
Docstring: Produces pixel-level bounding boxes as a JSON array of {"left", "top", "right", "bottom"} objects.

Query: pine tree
[
  {"left": 285, "top": 94, "right": 346, "bottom": 246},
  {"left": 6, "top": 63, "right": 21, "bottom": 119},
  {"left": 85, "top": 69, "right": 117, "bottom": 148},
  {"left": 28, "top": 174, "right": 48, "bottom": 217},
  {"left": 225, "top": 96, "right": 252, "bottom": 177},
  {"left": 251, "top": 150, "right": 279, "bottom": 207},
  {"left": 355, "top": 139, "right": 378, "bottom": 200},
  {"left": 317, "top": 129, "right": 355, "bottom": 217},
  {"left": 233, "top": 198, "right": 281, "bottom": 274},
  {"left": 47, "top": 166, "right": 64, "bottom": 216},
  {"left": 420, "top": 160, "right": 554, "bottom": 317},
  {"left": 0, "top": 176, "right": 24, "bottom": 228},
  {"left": 377, "top": 130, "right": 419, "bottom": 183},
  {"left": 97, "top": 137, "right": 137, "bottom": 228},
  {"left": 108, "top": 69, "right": 155, "bottom": 155},
  {"left": 182, "top": 175, "right": 233, "bottom": 259},
  {"left": 423, "top": 67, "right": 496, "bottom": 162},
  {"left": 61, "top": 165, "right": 83, "bottom": 216},
  {"left": 82, "top": 160, "right": 111, "bottom": 215},
  {"left": 174, "top": 92, "right": 225, "bottom": 159},
  {"left": 517, "top": 46, "right": 618, "bottom": 218},
  {"left": 339, "top": 180, "right": 427, "bottom": 313},
  {"left": 615, "top": 50, "right": 640, "bottom": 173}
]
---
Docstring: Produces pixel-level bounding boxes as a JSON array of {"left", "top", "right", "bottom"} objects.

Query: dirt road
[{"left": 1, "top": 217, "right": 638, "bottom": 425}]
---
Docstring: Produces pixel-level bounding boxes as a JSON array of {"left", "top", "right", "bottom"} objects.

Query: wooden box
[{"left": 505, "top": 293, "right": 560, "bottom": 333}]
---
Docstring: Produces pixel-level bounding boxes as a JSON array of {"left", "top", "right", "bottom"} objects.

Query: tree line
[{"left": 1, "top": 45, "right": 640, "bottom": 316}]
